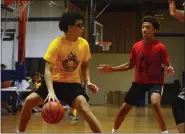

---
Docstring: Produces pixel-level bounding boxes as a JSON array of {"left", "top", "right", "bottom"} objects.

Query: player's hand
[
  {"left": 97, "top": 64, "right": 113, "bottom": 73},
  {"left": 168, "top": 0, "right": 176, "bottom": 16},
  {"left": 166, "top": 65, "right": 175, "bottom": 76},
  {"left": 45, "top": 91, "right": 59, "bottom": 102},
  {"left": 87, "top": 82, "right": 99, "bottom": 94}
]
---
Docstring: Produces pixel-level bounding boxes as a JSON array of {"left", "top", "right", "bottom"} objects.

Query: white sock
[
  {"left": 162, "top": 130, "right": 168, "bottom": 133},
  {"left": 17, "top": 130, "right": 23, "bottom": 133},
  {"left": 112, "top": 128, "right": 118, "bottom": 133}
]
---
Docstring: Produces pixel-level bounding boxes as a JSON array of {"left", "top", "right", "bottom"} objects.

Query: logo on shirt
[
  {"left": 138, "top": 52, "right": 151, "bottom": 76},
  {"left": 62, "top": 52, "right": 79, "bottom": 72}
]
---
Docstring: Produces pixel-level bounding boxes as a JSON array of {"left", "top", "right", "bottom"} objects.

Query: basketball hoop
[
  {"left": 96, "top": 41, "right": 112, "bottom": 51},
  {"left": 2, "top": 0, "right": 29, "bottom": 20}
]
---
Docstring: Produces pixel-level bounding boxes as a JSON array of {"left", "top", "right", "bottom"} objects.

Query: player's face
[
  {"left": 142, "top": 22, "right": 156, "bottom": 38},
  {"left": 70, "top": 20, "right": 84, "bottom": 37},
  {"left": 32, "top": 76, "right": 37, "bottom": 82}
]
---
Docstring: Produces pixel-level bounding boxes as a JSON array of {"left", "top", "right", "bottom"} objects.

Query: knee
[
  {"left": 24, "top": 96, "right": 36, "bottom": 108},
  {"left": 73, "top": 95, "right": 91, "bottom": 115},
  {"left": 151, "top": 99, "right": 160, "bottom": 107},
  {"left": 78, "top": 103, "right": 91, "bottom": 116},
  {"left": 150, "top": 93, "right": 161, "bottom": 107}
]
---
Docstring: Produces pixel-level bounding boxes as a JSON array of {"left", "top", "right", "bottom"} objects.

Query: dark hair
[
  {"left": 32, "top": 72, "right": 40, "bottom": 78},
  {"left": 59, "top": 12, "right": 84, "bottom": 33},
  {"left": 141, "top": 16, "right": 160, "bottom": 30}
]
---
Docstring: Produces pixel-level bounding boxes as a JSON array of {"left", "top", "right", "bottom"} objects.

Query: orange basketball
[
  {"left": 41, "top": 101, "right": 64, "bottom": 124},
  {"left": 2, "top": 81, "right": 11, "bottom": 88}
]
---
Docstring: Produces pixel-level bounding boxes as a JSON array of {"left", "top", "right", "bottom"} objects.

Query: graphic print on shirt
[
  {"left": 137, "top": 52, "right": 151, "bottom": 76},
  {"left": 62, "top": 52, "right": 80, "bottom": 72}
]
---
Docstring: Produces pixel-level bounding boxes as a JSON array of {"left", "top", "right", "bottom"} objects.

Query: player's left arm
[
  {"left": 161, "top": 45, "right": 175, "bottom": 75},
  {"left": 81, "top": 60, "right": 99, "bottom": 94},
  {"left": 81, "top": 42, "right": 92, "bottom": 84},
  {"left": 161, "top": 45, "right": 171, "bottom": 67},
  {"left": 81, "top": 42, "right": 98, "bottom": 93},
  {"left": 81, "top": 62, "right": 91, "bottom": 85}
]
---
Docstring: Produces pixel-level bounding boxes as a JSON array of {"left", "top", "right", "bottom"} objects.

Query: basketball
[
  {"left": 41, "top": 101, "right": 64, "bottom": 124},
  {"left": 2, "top": 81, "right": 11, "bottom": 88}
]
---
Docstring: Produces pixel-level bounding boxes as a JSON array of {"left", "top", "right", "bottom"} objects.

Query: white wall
[
  {"left": 1, "top": 0, "right": 65, "bottom": 69},
  {"left": 1, "top": 2, "right": 184, "bottom": 104},
  {"left": 26, "top": 22, "right": 64, "bottom": 57},
  {"left": 1, "top": 21, "right": 64, "bottom": 68},
  {"left": 1, "top": 22, "right": 18, "bottom": 70},
  {"left": 88, "top": 53, "right": 135, "bottom": 104}
]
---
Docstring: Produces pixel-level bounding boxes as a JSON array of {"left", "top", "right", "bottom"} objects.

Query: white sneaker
[
  {"left": 112, "top": 128, "right": 118, "bottom": 133},
  {"left": 162, "top": 130, "right": 168, "bottom": 133},
  {"left": 63, "top": 105, "right": 70, "bottom": 111},
  {"left": 68, "top": 113, "right": 78, "bottom": 121}
]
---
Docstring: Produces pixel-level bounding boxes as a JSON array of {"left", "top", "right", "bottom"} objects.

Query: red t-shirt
[{"left": 130, "top": 40, "right": 170, "bottom": 85}]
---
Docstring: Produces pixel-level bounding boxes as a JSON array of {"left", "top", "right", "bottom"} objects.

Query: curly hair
[
  {"left": 59, "top": 12, "right": 84, "bottom": 33},
  {"left": 141, "top": 16, "right": 160, "bottom": 30}
]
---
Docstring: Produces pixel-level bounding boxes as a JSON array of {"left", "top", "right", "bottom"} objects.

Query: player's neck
[
  {"left": 65, "top": 33, "right": 78, "bottom": 42},
  {"left": 143, "top": 36, "right": 155, "bottom": 44}
]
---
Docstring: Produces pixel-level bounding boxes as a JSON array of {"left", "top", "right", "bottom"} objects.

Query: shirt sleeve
[
  {"left": 83, "top": 42, "right": 92, "bottom": 62},
  {"left": 129, "top": 44, "right": 136, "bottom": 62},
  {"left": 43, "top": 39, "right": 59, "bottom": 64},
  {"left": 161, "top": 45, "right": 170, "bottom": 64}
]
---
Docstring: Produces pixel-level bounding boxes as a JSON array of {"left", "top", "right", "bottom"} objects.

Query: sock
[
  {"left": 73, "top": 109, "right": 77, "bottom": 116},
  {"left": 112, "top": 128, "right": 118, "bottom": 133},
  {"left": 162, "top": 130, "right": 168, "bottom": 133}
]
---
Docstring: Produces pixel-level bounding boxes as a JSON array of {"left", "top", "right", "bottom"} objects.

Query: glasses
[{"left": 73, "top": 23, "right": 84, "bottom": 28}]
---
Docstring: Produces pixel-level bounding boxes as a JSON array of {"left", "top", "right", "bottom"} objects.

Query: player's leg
[
  {"left": 172, "top": 97, "right": 185, "bottom": 133},
  {"left": 61, "top": 83, "right": 103, "bottom": 132},
  {"left": 112, "top": 102, "right": 133, "bottom": 132},
  {"left": 18, "top": 92, "right": 44, "bottom": 132},
  {"left": 149, "top": 84, "right": 168, "bottom": 133},
  {"left": 18, "top": 81, "right": 48, "bottom": 132},
  {"left": 177, "top": 123, "right": 185, "bottom": 133},
  {"left": 72, "top": 95, "right": 103, "bottom": 132},
  {"left": 112, "top": 82, "right": 145, "bottom": 133}
]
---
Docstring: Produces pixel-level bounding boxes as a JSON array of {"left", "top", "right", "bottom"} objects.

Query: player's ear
[
  {"left": 154, "top": 28, "right": 159, "bottom": 34},
  {"left": 68, "top": 25, "right": 73, "bottom": 32}
]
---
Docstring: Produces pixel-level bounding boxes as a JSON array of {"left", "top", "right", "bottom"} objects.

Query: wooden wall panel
[{"left": 92, "top": 12, "right": 141, "bottom": 53}]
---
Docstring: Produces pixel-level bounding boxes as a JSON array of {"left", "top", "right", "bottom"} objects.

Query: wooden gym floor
[{"left": 1, "top": 105, "right": 178, "bottom": 133}]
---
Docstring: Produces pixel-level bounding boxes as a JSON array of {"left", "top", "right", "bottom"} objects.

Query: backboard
[{"left": 93, "top": 21, "right": 103, "bottom": 44}]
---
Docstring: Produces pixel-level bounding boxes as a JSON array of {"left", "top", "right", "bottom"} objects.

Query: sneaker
[
  {"left": 63, "top": 105, "right": 70, "bottom": 111},
  {"left": 112, "top": 128, "right": 118, "bottom": 133},
  {"left": 68, "top": 113, "right": 78, "bottom": 121}
]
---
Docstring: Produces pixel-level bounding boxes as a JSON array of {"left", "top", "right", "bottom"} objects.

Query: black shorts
[
  {"left": 124, "top": 82, "right": 163, "bottom": 106},
  {"left": 35, "top": 80, "right": 89, "bottom": 107},
  {"left": 172, "top": 97, "right": 185, "bottom": 125}
]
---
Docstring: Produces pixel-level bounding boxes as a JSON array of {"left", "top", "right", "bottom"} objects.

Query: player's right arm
[
  {"left": 97, "top": 61, "right": 134, "bottom": 73},
  {"left": 97, "top": 44, "right": 136, "bottom": 73},
  {"left": 112, "top": 60, "right": 135, "bottom": 71},
  {"left": 44, "top": 62, "right": 58, "bottom": 102},
  {"left": 44, "top": 39, "right": 59, "bottom": 102}
]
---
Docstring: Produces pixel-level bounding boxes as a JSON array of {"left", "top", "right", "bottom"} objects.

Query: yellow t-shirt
[{"left": 44, "top": 35, "right": 91, "bottom": 84}]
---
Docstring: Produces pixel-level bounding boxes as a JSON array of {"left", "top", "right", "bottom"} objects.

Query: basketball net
[
  {"left": 96, "top": 42, "right": 112, "bottom": 51},
  {"left": 3, "top": 0, "right": 29, "bottom": 20}
]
